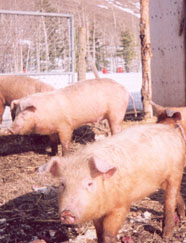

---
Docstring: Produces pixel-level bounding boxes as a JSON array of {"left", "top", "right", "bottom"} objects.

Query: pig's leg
[
  {"left": 58, "top": 127, "right": 73, "bottom": 156},
  {"left": 107, "top": 118, "right": 123, "bottom": 135},
  {"left": 110, "top": 122, "right": 123, "bottom": 135},
  {"left": 107, "top": 110, "right": 125, "bottom": 135},
  {"left": 93, "top": 217, "right": 104, "bottom": 243},
  {"left": 0, "top": 101, "right": 5, "bottom": 124},
  {"left": 102, "top": 206, "right": 130, "bottom": 243},
  {"left": 176, "top": 191, "right": 185, "bottom": 219},
  {"left": 49, "top": 134, "right": 58, "bottom": 155},
  {"left": 162, "top": 180, "right": 180, "bottom": 238}
]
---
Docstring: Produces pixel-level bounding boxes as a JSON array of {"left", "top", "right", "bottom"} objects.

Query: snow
[
  {"left": 97, "top": 4, "right": 108, "bottom": 9},
  {"left": 1, "top": 72, "right": 142, "bottom": 128},
  {"left": 103, "top": 0, "right": 140, "bottom": 18}
]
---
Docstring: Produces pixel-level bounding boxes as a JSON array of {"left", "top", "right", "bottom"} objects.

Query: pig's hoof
[{"left": 162, "top": 231, "right": 173, "bottom": 241}]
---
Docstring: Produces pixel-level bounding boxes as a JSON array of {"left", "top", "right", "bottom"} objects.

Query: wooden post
[
  {"left": 140, "top": 0, "right": 153, "bottom": 119},
  {"left": 77, "top": 26, "right": 86, "bottom": 81}
]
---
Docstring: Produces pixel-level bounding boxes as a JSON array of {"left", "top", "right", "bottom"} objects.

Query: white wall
[{"left": 150, "top": 0, "right": 185, "bottom": 106}]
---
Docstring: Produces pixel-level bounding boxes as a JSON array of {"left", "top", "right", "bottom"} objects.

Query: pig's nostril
[{"left": 60, "top": 210, "right": 76, "bottom": 224}]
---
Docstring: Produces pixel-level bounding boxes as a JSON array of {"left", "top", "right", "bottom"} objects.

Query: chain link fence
[
  {"left": 0, "top": 10, "right": 74, "bottom": 80},
  {"left": 0, "top": 10, "right": 75, "bottom": 128}
]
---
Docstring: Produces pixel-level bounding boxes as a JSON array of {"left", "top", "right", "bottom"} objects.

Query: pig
[
  {"left": 0, "top": 75, "right": 54, "bottom": 123},
  {"left": 10, "top": 78, "right": 136, "bottom": 155},
  {"left": 151, "top": 101, "right": 186, "bottom": 154},
  {"left": 39, "top": 123, "right": 186, "bottom": 242},
  {"left": 151, "top": 100, "right": 186, "bottom": 137},
  {"left": 151, "top": 101, "right": 186, "bottom": 121}
]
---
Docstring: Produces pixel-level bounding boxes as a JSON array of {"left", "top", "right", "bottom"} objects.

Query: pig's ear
[
  {"left": 20, "top": 99, "right": 36, "bottom": 112},
  {"left": 90, "top": 156, "right": 117, "bottom": 178},
  {"left": 165, "top": 110, "right": 182, "bottom": 121},
  {"left": 150, "top": 101, "right": 165, "bottom": 115},
  {"left": 157, "top": 112, "right": 167, "bottom": 122},
  {"left": 38, "top": 156, "right": 63, "bottom": 177},
  {"left": 158, "top": 110, "right": 182, "bottom": 123},
  {"left": 10, "top": 99, "right": 19, "bottom": 111}
]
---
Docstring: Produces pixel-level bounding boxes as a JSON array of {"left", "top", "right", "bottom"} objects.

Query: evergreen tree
[{"left": 117, "top": 30, "right": 135, "bottom": 72}]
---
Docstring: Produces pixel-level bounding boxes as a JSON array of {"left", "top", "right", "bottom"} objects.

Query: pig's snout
[{"left": 60, "top": 210, "right": 77, "bottom": 225}]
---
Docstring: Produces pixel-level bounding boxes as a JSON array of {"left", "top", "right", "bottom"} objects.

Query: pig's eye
[
  {"left": 88, "top": 182, "right": 93, "bottom": 187},
  {"left": 82, "top": 179, "right": 95, "bottom": 192},
  {"left": 86, "top": 180, "right": 95, "bottom": 192},
  {"left": 60, "top": 182, "right": 65, "bottom": 189}
]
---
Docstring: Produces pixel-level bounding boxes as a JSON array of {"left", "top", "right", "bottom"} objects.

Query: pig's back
[
  {"left": 58, "top": 78, "right": 128, "bottom": 127},
  {"left": 84, "top": 123, "right": 185, "bottom": 175},
  {"left": 101, "top": 124, "right": 183, "bottom": 162},
  {"left": 82, "top": 123, "right": 185, "bottom": 201},
  {"left": 0, "top": 76, "right": 54, "bottom": 105},
  {"left": 62, "top": 78, "right": 127, "bottom": 99}
]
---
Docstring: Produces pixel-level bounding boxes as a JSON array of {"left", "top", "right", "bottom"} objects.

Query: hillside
[
  {"left": 57, "top": 0, "right": 140, "bottom": 41},
  {"left": 0, "top": 0, "right": 140, "bottom": 41},
  {"left": 58, "top": 0, "right": 141, "bottom": 71}
]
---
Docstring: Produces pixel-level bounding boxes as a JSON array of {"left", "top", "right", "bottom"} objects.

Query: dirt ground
[{"left": 0, "top": 118, "right": 186, "bottom": 243}]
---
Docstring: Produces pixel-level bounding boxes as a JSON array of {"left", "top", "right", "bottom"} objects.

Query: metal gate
[
  {"left": 150, "top": 0, "right": 185, "bottom": 106},
  {"left": 0, "top": 10, "right": 75, "bottom": 84}
]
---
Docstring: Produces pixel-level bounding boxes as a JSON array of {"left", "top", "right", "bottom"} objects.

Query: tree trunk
[
  {"left": 78, "top": 26, "right": 86, "bottom": 81},
  {"left": 86, "top": 21, "right": 99, "bottom": 79},
  {"left": 87, "top": 54, "right": 100, "bottom": 79},
  {"left": 41, "top": 16, "right": 49, "bottom": 72},
  {"left": 20, "top": 44, "right": 23, "bottom": 72},
  {"left": 140, "top": 0, "right": 153, "bottom": 119},
  {"left": 36, "top": 39, "right": 41, "bottom": 73},
  {"left": 92, "top": 20, "right": 96, "bottom": 63}
]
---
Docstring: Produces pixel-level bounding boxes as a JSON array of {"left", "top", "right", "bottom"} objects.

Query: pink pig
[
  {"left": 0, "top": 75, "right": 54, "bottom": 123},
  {"left": 10, "top": 78, "right": 136, "bottom": 155},
  {"left": 39, "top": 122, "right": 185, "bottom": 242}
]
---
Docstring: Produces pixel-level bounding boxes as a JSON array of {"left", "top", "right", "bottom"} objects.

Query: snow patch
[
  {"left": 97, "top": 4, "right": 108, "bottom": 9},
  {"left": 103, "top": 0, "right": 140, "bottom": 18}
]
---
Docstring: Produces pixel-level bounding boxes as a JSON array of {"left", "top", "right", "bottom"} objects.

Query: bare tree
[
  {"left": 77, "top": 26, "right": 86, "bottom": 80},
  {"left": 86, "top": 19, "right": 99, "bottom": 79},
  {"left": 41, "top": 15, "right": 49, "bottom": 72}
]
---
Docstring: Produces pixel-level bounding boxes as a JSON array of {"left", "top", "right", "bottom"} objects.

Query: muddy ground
[{"left": 0, "top": 118, "right": 186, "bottom": 243}]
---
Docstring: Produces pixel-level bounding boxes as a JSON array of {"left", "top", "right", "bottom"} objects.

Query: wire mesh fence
[
  {"left": 0, "top": 10, "right": 76, "bottom": 129},
  {"left": 0, "top": 10, "right": 74, "bottom": 78}
]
